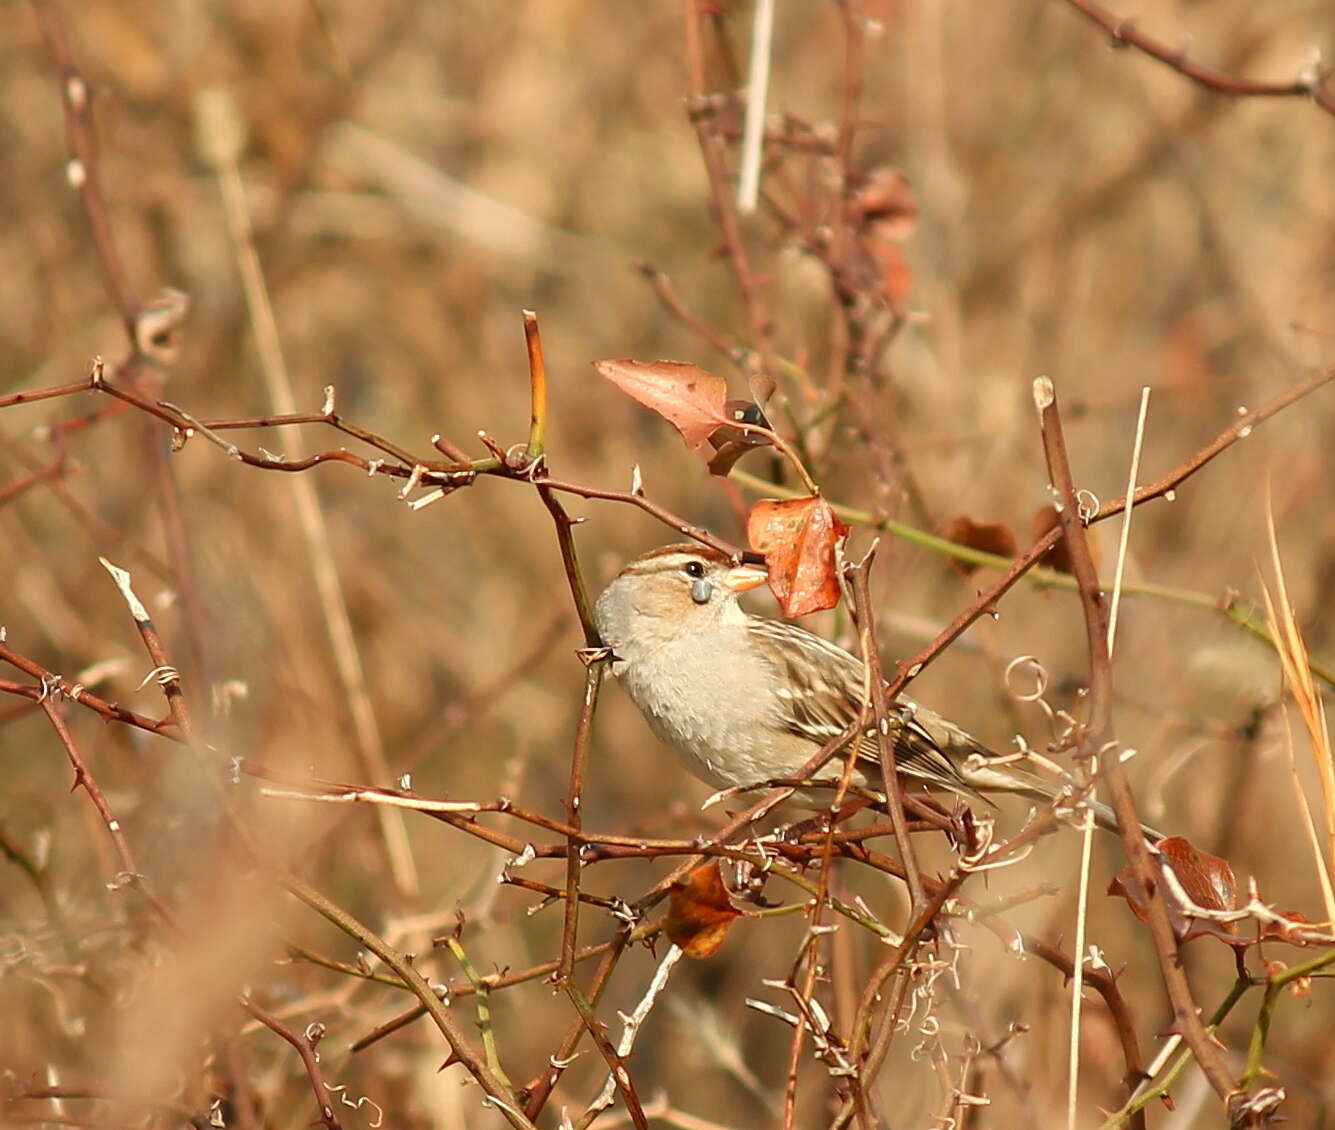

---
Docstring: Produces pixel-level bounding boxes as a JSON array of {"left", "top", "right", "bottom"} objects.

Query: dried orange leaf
[
  {"left": 942, "top": 515, "right": 1018, "bottom": 577},
  {"left": 1109, "top": 836, "right": 1238, "bottom": 944},
  {"left": 1029, "top": 504, "right": 1102, "bottom": 577},
  {"left": 747, "top": 496, "right": 849, "bottom": 617},
  {"left": 594, "top": 359, "right": 729, "bottom": 451},
  {"left": 866, "top": 240, "right": 912, "bottom": 305},
  {"left": 666, "top": 862, "right": 741, "bottom": 959},
  {"left": 1159, "top": 836, "right": 1237, "bottom": 912},
  {"left": 849, "top": 167, "right": 918, "bottom": 240}
]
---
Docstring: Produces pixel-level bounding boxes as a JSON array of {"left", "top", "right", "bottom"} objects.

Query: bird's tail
[{"left": 962, "top": 760, "right": 1163, "bottom": 841}]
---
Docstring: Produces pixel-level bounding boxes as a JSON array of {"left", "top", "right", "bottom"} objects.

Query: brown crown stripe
[{"left": 618, "top": 543, "right": 732, "bottom": 574}]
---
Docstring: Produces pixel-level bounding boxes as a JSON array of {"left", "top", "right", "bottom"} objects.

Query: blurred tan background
[{"left": 2, "top": 1, "right": 1334, "bottom": 1127}]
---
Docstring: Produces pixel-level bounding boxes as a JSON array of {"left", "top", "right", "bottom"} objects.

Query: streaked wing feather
[
  {"left": 868, "top": 714, "right": 985, "bottom": 801},
  {"left": 746, "top": 618, "right": 986, "bottom": 799}
]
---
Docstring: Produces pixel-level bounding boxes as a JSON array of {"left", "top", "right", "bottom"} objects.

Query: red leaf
[
  {"left": 666, "top": 862, "right": 741, "bottom": 959},
  {"left": 849, "top": 167, "right": 918, "bottom": 240},
  {"left": 1109, "top": 836, "right": 1238, "bottom": 944},
  {"left": 1158, "top": 836, "right": 1237, "bottom": 912},
  {"left": 866, "top": 240, "right": 912, "bottom": 305},
  {"left": 747, "top": 496, "right": 849, "bottom": 617},
  {"left": 594, "top": 359, "right": 729, "bottom": 450}
]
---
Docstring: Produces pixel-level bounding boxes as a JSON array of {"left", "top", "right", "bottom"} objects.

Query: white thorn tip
[{"left": 98, "top": 557, "right": 151, "bottom": 623}]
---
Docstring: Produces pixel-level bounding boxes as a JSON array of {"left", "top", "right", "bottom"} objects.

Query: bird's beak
[{"left": 722, "top": 562, "right": 769, "bottom": 593}]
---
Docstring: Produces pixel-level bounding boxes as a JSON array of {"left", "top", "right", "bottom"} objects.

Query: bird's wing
[{"left": 745, "top": 617, "right": 986, "bottom": 798}]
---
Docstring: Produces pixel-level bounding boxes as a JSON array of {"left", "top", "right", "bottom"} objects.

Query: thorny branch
[
  {"left": 681, "top": 0, "right": 778, "bottom": 402},
  {"left": 874, "top": 364, "right": 1335, "bottom": 701},
  {"left": 238, "top": 1000, "right": 341, "bottom": 1130},
  {"left": 1060, "top": 0, "right": 1335, "bottom": 119},
  {"left": 34, "top": 692, "right": 172, "bottom": 927},
  {"left": 1033, "top": 378, "right": 1244, "bottom": 1119},
  {"left": 6, "top": 329, "right": 1332, "bottom": 1130},
  {"left": 29, "top": 0, "right": 139, "bottom": 335},
  {"left": 5, "top": 357, "right": 1332, "bottom": 1126},
  {"left": 6, "top": 4, "right": 1335, "bottom": 1127},
  {"left": 847, "top": 548, "right": 925, "bottom": 911}
]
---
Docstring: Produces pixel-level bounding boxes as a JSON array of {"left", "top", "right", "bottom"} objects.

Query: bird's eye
[{"left": 683, "top": 560, "right": 706, "bottom": 579}]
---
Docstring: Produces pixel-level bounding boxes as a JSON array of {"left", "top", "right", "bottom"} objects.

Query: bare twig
[
  {"left": 1060, "top": 0, "right": 1335, "bottom": 118},
  {"left": 441, "top": 932, "right": 513, "bottom": 1089},
  {"left": 523, "top": 309, "right": 547, "bottom": 459},
  {"left": 847, "top": 547, "right": 925, "bottom": 911},
  {"left": 36, "top": 694, "right": 173, "bottom": 926},
  {"left": 1022, "top": 934, "right": 1146, "bottom": 1130},
  {"left": 29, "top": 0, "right": 139, "bottom": 334},
  {"left": 635, "top": 262, "right": 739, "bottom": 359},
  {"left": 0, "top": 448, "right": 68, "bottom": 507},
  {"left": 556, "top": 662, "right": 606, "bottom": 987},
  {"left": 577, "top": 946, "right": 683, "bottom": 1127},
  {"left": 521, "top": 937, "right": 630, "bottom": 1120},
  {"left": 564, "top": 982, "right": 650, "bottom": 1130},
  {"left": 98, "top": 557, "right": 189, "bottom": 732},
  {"left": 1032, "top": 376, "right": 1244, "bottom": 1117},
  {"left": 0, "top": 647, "right": 175, "bottom": 737},
  {"left": 283, "top": 876, "right": 537, "bottom": 1129},
  {"left": 239, "top": 999, "right": 341, "bottom": 1130},
  {"left": 681, "top": 0, "right": 777, "bottom": 401}
]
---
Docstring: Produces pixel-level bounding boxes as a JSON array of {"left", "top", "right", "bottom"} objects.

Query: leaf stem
[{"left": 523, "top": 309, "right": 547, "bottom": 460}]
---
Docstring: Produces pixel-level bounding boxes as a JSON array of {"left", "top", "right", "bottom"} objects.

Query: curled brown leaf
[
  {"left": 666, "top": 861, "right": 742, "bottom": 959},
  {"left": 942, "top": 515, "right": 1018, "bottom": 576}
]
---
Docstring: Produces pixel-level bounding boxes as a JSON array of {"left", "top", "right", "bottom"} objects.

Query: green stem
[
  {"left": 1099, "top": 976, "right": 1255, "bottom": 1129},
  {"left": 1240, "top": 946, "right": 1335, "bottom": 1090},
  {"left": 282, "top": 874, "right": 536, "bottom": 1129},
  {"left": 444, "top": 936, "right": 513, "bottom": 1089}
]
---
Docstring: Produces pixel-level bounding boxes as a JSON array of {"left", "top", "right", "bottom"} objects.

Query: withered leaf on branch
[
  {"left": 845, "top": 168, "right": 917, "bottom": 304},
  {"left": 849, "top": 167, "right": 918, "bottom": 240},
  {"left": 666, "top": 861, "right": 742, "bottom": 959},
  {"left": 866, "top": 240, "right": 912, "bottom": 306},
  {"left": 942, "top": 515, "right": 1018, "bottom": 577},
  {"left": 1109, "top": 835, "right": 1239, "bottom": 944},
  {"left": 1029, "top": 503, "right": 1100, "bottom": 576},
  {"left": 707, "top": 399, "right": 773, "bottom": 476},
  {"left": 747, "top": 495, "right": 849, "bottom": 617},
  {"left": 594, "top": 359, "right": 730, "bottom": 451}
]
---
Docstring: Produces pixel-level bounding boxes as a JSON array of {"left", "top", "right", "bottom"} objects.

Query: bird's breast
[
  {"left": 614, "top": 628, "right": 783, "bottom": 789},
  {"left": 619, "top": 632, "right": 752, "bottom": 746}
]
